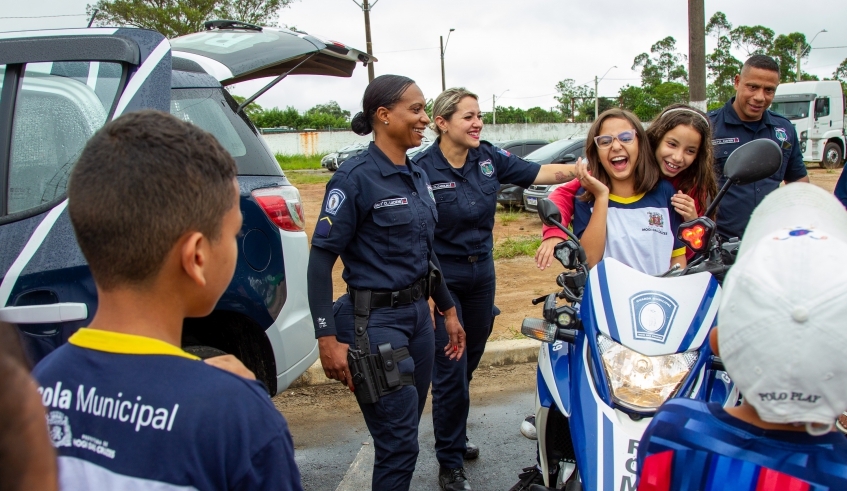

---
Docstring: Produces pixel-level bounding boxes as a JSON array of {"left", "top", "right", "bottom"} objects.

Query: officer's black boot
[
  {"left": 439, "top": 466, "right": 472, "bottom": 491},
  {"left": 464, "top": 442, "right": 479, "bottom": 460}
]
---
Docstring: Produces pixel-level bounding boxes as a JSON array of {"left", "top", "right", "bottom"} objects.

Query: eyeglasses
[{"left": 594, "top": 130, "right": 637, "bottom": 148}]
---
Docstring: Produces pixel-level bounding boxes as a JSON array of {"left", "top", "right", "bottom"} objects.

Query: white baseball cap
[{"left": 718, "top": 183, "right": 847, "bottom": 434}]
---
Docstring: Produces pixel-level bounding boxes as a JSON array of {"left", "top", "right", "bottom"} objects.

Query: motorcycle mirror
[
  {"left": 724, "top": 139, "right": 782, "bottom": 185},
  {"left": 537, "top": 198, "right": 562, "bottom": 227}
]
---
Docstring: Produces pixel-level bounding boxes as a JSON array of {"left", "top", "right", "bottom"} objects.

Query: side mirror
[
  {"left": 724, "top": 139, "right": 782, "bottom": 185},
  {"left": 554, "top": 153, "right": 577, "bottom": 164},
  {"left": 537, "top": 198, "right": 562, "bottom": 227}
]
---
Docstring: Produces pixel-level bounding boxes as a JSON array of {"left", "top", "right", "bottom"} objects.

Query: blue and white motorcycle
[{"left": 520, "top": 140, "right": 782, "bottom": 490}]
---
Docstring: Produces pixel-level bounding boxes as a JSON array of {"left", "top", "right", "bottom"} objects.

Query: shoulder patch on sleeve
[
  {"left": 315, "top": 217, "right": 332, "bottom": 238},
  {"left": 324, "top": 189, "right": 346, "bottom": 215},
  {"left": 497, "top": 147, "right": 511, "bottom": 157}
]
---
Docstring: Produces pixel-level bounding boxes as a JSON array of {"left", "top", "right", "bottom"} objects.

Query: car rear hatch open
[{"left": 170, "top": 20, "right": 374, "bottom": 85}]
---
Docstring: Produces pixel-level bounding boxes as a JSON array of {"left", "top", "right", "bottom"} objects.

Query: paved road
[{"left": 277, "top": 363, "right": 539, "bottom": 491}]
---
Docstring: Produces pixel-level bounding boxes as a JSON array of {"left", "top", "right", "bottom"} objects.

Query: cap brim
[{"left": 738, "top": 183, "right": 847, "bottom": 260}]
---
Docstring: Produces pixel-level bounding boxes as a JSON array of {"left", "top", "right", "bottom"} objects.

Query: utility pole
[
  {"left": 439, "top": 28, "right": 455, "bottom": 92},
  {"left": 688, "top": 0, "right": 707, "bottom": 112},
  {"left": 352, "top": 0, "right": 379, "bottom": 82},
  {"left": 594, "top": 76, "right": 599, "bottom": 120},
  {"left": 493, "top": 93, "right": 496, "bottom": 125}
]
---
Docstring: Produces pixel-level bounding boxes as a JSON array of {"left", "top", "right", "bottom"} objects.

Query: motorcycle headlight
[{"left": 597, "top": 334, "right": 698, "bottom": 411}]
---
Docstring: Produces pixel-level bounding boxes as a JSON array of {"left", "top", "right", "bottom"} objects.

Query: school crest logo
[
  {"left": 775, "top": 127, "right": 788, "bottom": 143},
  {"left": 325, "top": 189, "right": 346, "bottom": 215},
  {"left": 630, "top": 291, "right": 678, "bottom": 344},
  {"left": 647, "top": 212, "right": 664, "bottom": 228},
  {"left": 46, "top": 411, "right": 72, "bottom": 448},
  {"left": 479, "top": 159, "right": 494, "bottom": 177}
]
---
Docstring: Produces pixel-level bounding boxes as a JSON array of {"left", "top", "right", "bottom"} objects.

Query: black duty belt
[{"left": 348, "top": 277, "right": 426, "bottom": 309}]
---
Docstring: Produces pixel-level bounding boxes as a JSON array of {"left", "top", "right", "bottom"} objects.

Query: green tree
[
  {"left": 705, "top": 11, "right": 732, "bottom": 40},
  {"left": 554, "top": 78, "right": 592, "bottom": 121},
  {"left": 619, "top": 85, "right": 658, "bottom": 122},
  {"left": 834, "top": 59, "right": 847, "bottom": 92},
  {"left": 230, "top": 94, "right": 263, "bottom": 120},
  {"left": 633, "top": 37, "right": 687, "bottom": 87},
  {"left": 729, "top": 25, "right": 775, "bottom": 56},
  {"left": 770, "top": 33, "right": 809, "bottom": 83},
  {"left": 706, "top": 13, "right": 742, "bottom": 109},
  {"left": 88, "top": 0, "right": 294, "bottom": 38},
  {"left": 306, "top": 100, "right": 350, "bottom": 121}
]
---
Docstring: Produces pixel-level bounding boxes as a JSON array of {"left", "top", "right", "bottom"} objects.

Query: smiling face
[
  {"left": 655, "top": 124, "right": 701, "bottom": 178},
  {"left": 596, "top": 117, "right": 639, "bottom": 183},
  {"left": 733, "top": 66, "right": 780, "bottom": 122},
  {"left": 383, "top": 83, "right": 430, "bottom": 150},
  {"left": 438, "top": 96, "right": 483, "bottom": 149}
]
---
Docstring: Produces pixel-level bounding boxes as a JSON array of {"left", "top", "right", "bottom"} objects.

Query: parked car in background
[
  {"left": 321, "top": 152, "right": 339, "bottom": 170},
  {"left": 326, "top": 142, "right": 367, "bottom": 171},
  {"left": 0, "top": 20, "right": 372, "bottom": 395},
  {"left": 493, "top": 139, "right": 550, "bottom": 208},
  {"left": 406, "top": 137, "right": 434, "bottom": 159},
  {"left": 522, "top": 138, "right": 586, "bottom": 213}
]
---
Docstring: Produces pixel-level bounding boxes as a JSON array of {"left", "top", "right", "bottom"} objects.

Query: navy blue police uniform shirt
[
  {"left": 412, "top": 140, "right": 540, "bottom": 256},
  {"left": 709, "top": 97, "right": 806, "bottom": 239},
  {"left": 312, "top": 141, "right": 438, "bottom": 291}
]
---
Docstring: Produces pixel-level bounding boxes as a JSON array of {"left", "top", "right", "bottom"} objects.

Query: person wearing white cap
[{"left": 636, "top": 183, "right": 847, "bottom": 490}]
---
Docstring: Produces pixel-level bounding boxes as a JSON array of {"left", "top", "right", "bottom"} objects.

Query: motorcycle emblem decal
[
  {"left": 479, "top": 159, "right": 494, "bottom": 177},
  {"left": 46, "top": 411, "right": 72, "bottom": 448},
  {"left": 630, "top": 291, "right": 678, "bottom": 344},
  {"left": 647, "top": 212, "right": 664, "bottom": 228},
  {"left": 325, "top": 189, "right": 346, "bottom": 215},
  {"left": 773, "top": 227, "right": 829, "bottom": 241},
  {"left": 774, "top": 127, "right": 788, "bottom": 142}
]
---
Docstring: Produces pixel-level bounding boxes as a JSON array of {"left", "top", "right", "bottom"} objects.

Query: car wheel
[
  {"left": 821, "top": 142, "right": 843, "bottom": 170},
  {"left": 183, "top": 345, "right": 227, "bottom": 359}
]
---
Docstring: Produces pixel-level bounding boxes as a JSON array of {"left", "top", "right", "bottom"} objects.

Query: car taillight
[{"left": 252, "top": 186, "right": 305, "bottom": 232}]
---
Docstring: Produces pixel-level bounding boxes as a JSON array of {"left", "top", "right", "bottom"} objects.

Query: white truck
[{"left": 771, "top": 80, "right": 846, "bottom": 169}]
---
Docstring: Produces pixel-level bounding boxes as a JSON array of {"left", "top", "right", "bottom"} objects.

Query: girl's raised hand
[
  {"left": 575, "top": 160, "right": 608, "bottom": 199},
  {"left": 536, "top": 237, "right": 564, "bottom": 270},
  {"left": 671, "top": 191, "right": 698, "bottom": 222}
]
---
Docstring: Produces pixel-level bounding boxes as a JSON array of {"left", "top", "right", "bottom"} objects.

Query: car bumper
[
  {"left": 497, "top": 185, "right": 525, "bottom": 207},
  {"left": 523, "top": 189, "right": 552, "bottom": 213}
]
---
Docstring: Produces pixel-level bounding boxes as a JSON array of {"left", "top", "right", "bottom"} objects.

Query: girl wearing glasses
[
  {"left": 571, "top": 108, "right": 687, "bottom": 274},
  {"left": 535, "top": 105, "right": 715, "bottom": 271}
]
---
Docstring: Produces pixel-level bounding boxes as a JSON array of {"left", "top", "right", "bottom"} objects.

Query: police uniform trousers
[
  {"left": 334, "top": 294, "right": 434, "bottom": 491},
  {"left": 431, "top": 254, "right": 497, "bottom": 469}
]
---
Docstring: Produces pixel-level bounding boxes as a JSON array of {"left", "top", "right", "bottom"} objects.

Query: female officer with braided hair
[{"left": 307, "top": 74, "right": 465, "bottom": 491}]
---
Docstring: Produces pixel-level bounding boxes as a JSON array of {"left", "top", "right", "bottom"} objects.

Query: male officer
[{"left": 709, "top": 54, "right": 809, "bottom": 240}]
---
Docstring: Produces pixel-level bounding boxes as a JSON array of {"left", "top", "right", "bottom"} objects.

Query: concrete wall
[{"left": 261, "top": 122, "right": 595, "bottom": 156}]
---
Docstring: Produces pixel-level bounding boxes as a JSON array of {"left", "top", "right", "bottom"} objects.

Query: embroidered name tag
[
  {"left": 374, "top": 198, "right": 408, "bottom": 209},
  {"left": 712, "top": 137, "right": 740, "bottom": 145},
  {"left": 431, "top": 182, "right": 456, "bottom": 191}
]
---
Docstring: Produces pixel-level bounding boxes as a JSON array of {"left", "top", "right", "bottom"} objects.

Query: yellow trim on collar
[
  {"left": 68, "top": 328, "right": 200, "bottom": 360},
  {"left": 671, "top": 247, "right": 687, "bottom": 258},
  {"left": 608, "top": 193, "right": 646, "bottom": 204}
]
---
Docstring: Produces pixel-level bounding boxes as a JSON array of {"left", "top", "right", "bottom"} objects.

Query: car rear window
[
  {"left": 7, "top": 61, "right": 122, "bottom": 215},
  {"left": 170, "top": 88, "right": 281, "bottom": 176}
]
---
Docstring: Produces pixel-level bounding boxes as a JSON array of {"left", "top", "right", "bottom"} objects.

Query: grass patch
[
  {"left": 285, "top": 172, "right": 332, "bottom": 186},
  {"left": 493, "top": 236, "right": 542, "bottom": 259},
  {"left": 275, "top": 153, "right": 325, "bottom": 170},
  {"left": 498, "top": 211, "right": 521, "bottom": 226}
]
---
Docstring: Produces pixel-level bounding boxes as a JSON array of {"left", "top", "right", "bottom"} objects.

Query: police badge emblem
[
  {"left": 775, "top": 127, "right": 788, "bottom": 143},
  {"left": 479, "top": 159, "right": 494, "bottom": 177},
  {"left": 325, "top": 189, "right": 346, "bottom": 215},
  {"left": 629, "top": 291, "right": 678, "bottom": 344}
]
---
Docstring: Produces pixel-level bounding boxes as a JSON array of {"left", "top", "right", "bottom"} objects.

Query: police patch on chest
[
  {"left": 774, "top": 127, "right": 788, "bottom": 142},
  {"left": 629, "top": 291, "right": 678, "bottom": 344},
  {"left": 374, "top": 197, "right": 408, "bottom": 209},
  {"left": 325, "top": 189, "right": 346, "bottom": 215},
  {"left": 479, "top": 159, "right": 494, "bottom": 177}
]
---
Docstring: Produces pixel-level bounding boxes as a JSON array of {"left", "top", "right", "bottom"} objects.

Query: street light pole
[
  {"left": 595, "top": 66, "right": 616, "bottom": 120},
  {"left": 796, "top": 29, "right": 827, "bottom": 82},
  {"left": 440, "top": 28, "right": 455, "bottom": 91},
  {"left": 351, "top": 0, "right": 380, "bottom": 83}
]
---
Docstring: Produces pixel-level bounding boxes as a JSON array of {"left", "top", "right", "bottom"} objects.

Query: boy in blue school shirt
[
  {"left": 33, "top": 111, "right": 302, "bottom": 491},
  {"left": 637, "top": 184, "right": 847, "bottom": 491}
]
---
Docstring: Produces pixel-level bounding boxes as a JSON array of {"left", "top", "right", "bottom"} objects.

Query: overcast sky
[{"left": 3, "top": 0, "right": 846, "bottom": 115}]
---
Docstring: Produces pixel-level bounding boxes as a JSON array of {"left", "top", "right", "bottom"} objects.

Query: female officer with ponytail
[
  {"left": 413, "top": 88, "right": 580, "bottom": 491},
  {"left": 307, "top": 75, "right": 465, "bottom": 491}
]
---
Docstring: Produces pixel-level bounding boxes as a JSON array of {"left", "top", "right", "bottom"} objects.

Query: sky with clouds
[{"left": 3, "top": 0, "right": 846, "bottom": 115}]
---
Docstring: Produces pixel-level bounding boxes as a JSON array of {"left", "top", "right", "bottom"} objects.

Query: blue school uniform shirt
[
  {"left": 708, "top": 98, "right": 807, "bottom": 240},
  {"left": 311, "top": 141, "right": 438, "bottom": 293},
  {"left": 33, "top": 328, "right": 302, "bottom": 491},
  {"left": 413, "top": 140, "right": 540, "bottom": 257},
  {"left": 572, "top": 179, "right": 685, "bottom": 276},
  {"left": 637, "top": 398, "right": 847, "bottom": 491}
]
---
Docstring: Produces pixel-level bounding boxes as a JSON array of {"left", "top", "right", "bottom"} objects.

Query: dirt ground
[{"left": 296, "top": 166, "right": 843, "bottom": 340}]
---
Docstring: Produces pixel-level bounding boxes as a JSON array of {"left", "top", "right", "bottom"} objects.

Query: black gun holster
[{"left": 346, "top": 289, "right": 415, "bottom": 405}]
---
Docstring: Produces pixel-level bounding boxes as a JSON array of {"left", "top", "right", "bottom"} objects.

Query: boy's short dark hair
[
  {"left": 68, "top": 110, "right": 237, "bottom": 290},
  {"left": 742, "top": 54, "right": 780, "bottom": 78}
]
